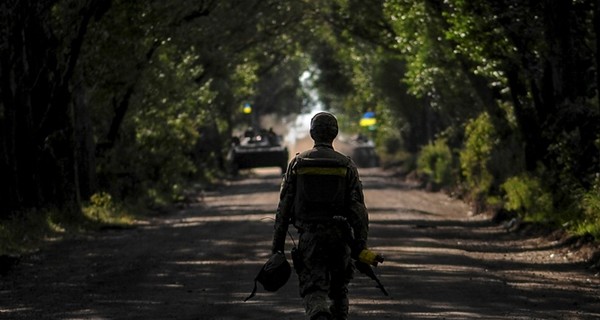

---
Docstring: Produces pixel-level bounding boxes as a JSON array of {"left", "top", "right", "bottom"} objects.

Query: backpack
[{"left": 293, "top": 156, "right": 349, "bottom": 222}]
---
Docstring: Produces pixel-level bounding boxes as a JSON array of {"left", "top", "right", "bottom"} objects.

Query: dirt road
[{"left": 1, "top": 168, "right": 599, "bottom": 319}]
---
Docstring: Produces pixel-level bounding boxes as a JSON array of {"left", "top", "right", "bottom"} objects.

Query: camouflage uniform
[{"left": 272, "top": 139, "right": 369, "bottom": 320}]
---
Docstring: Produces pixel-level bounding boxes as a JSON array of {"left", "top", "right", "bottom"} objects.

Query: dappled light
[
  {"left": 3, "top": 169, "right": 599, "bottom": 319},
  {"left": 2, "top": 1, "right": 600, "bottom": 319}
]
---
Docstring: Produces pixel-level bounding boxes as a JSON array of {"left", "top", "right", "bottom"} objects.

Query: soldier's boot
[
  {"left": 304, "top": 290, "right": 332, "bottom": 320},
  {"left": 330, "top": 297, "right": 349, "bottom": 320},
  {"left": 311, "top": 312, "right": 332, "bottom": 320}
]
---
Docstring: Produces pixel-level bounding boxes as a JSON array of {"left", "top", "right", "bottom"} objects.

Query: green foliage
[
  {"left": 442, "top": 1, "right": 528, "bottom": 86},
  {"left": 383, "top": 1, "right": 431, "bottom": 96},
  {"left": 252, "top": 52, "right": 309, "bottom": 117},
  {"left": 82, "top": 192, "right": 133, "bottom": 225},
  {"left": 459, "top": 112, "right": 496, "bottom": 197},
  {"left": 3, "top": 0, "right": 600, "bottom": 251},
  {"left": 0, "top": 210, "right": 63, "bottom": 255},
  {"left": 378, "top": 4, "right": 484, "bottom": 153},
  {"left": 417, "top": 138, "right": 453, "bottom": 187},
  {"left": 0, "top": 193, "right": 135, "bottom": 255},
  {"left": 501, "top": 174, "right": 553, "bottom": 222},
  {"left": 91, "top": 41, "right": 214, "bottom": 205},
  {"left": 576, "top": 178, "right": 600, "bottom": 238},
  {"left": 75, "top": 0, "right": 315, "bottom": 209}
]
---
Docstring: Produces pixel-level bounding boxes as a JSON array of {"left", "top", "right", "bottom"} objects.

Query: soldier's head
[{"left": 310, "top": 112, "right": 338, "bottom": 144}]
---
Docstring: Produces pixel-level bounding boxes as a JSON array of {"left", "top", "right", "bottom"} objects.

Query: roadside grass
[
  {"left": 575, "top": 188, "right": 600, "bottom": 239},
  {"left": 81, "top": 192, "right": 135, "bottom": 227},
  {"left": 0, "top": 209, "right": 64, "bottom": 256},
  {"left": 0, "top": 193, "right": 136, "bottom": 256}
]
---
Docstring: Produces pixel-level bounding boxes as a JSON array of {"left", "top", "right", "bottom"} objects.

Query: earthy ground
[{"left": 1, "top": 166, "right": 600, "bottom": 320}]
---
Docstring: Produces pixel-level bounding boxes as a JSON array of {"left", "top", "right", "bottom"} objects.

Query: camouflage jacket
[{"left": 271, "top": 143, "right": 369, "bottom": 253}]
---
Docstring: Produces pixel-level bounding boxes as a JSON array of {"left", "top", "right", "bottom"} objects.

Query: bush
[
  {"left": 376, "top": 126, "right": 414, "bottom": 171},
  {"left": 577, "top": 177, "right": 600, "bottom": 237},
  {"left": 501, "top": 174, "right": 553, "bottom": 222},
  {"left": 0, "top": 193, "right": 135, "bottom": 256},
  {"left": 417, "top": 138, "right": 454, "bottom": 187},
  {"left": 460, "top": 112, "right": 496, "bottom": 201},
  {"left": 95, "top": 48, "right": 221, "bottom": 207},
  {"left": 82, "top": 192, "right": 133, "bottom": 226},
  {"left": 0, "top": 209, "right": 64, "bottom": 255}
]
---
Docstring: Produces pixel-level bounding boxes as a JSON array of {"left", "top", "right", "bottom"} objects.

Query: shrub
[
  {"left": 82, "top": 192, "right": 133, "bottom": 226},
  {"left": 577, "top": 178, "right": 600, "bottom": 237},
  {"left": 501, "top": 174, "right": 553, "bottom": 222},
  {"left": 460, "top": 112, "right": 496, "bottom": 199},
  {"left": 417, "top": 138, "right": 454, "bottom": 187},
  {"left": 0, "top": 209, "right": 64, "bottom": 255}
]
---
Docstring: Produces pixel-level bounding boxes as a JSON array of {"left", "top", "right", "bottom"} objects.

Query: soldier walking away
[{"left": 271, "top": 112, "right": 370, "bottom": 320}]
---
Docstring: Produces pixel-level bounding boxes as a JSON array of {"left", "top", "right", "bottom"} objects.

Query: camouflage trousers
[{"left": 295, "top": 224, "right": 353, "bottom": 320}]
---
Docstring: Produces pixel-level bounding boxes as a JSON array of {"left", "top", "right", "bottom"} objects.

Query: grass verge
[{"left": 0, "top": 193, "right": 136, "bottom": 257}]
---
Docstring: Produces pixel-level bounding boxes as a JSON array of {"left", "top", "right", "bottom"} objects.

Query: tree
[
  {"left": 0, "top": 0, "right": 110, "bottom": 215},
  {"left": 2, "top": 0, "right": 598, "bottom": 227}
]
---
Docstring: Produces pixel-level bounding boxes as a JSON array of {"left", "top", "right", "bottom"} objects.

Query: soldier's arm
[
  {"left": 346, "top": 164, "right": 369, "bottom": 244},
  {"left": 271, "top": 159, "right": 296, "bottom": 253}
]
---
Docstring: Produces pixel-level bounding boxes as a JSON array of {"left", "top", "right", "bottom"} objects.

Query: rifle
[
  {"left": 355, "top": 260, "right": 389, "bottom": 296},
  {"left": 334, "top": 217, "right": 389, "bottom": 296}
]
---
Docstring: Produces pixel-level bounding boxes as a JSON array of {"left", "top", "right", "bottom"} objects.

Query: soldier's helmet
[
  {"left": 310, "top": 112, "right": 338, "bottom": 143},
  {"left": 244, "top": 251, "right": 291, "bottom": 301},
  {"left": 258, "top": 251, "right": 291, "bottom": 291}
]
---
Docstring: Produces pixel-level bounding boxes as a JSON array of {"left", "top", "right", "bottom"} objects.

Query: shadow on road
[{"left": 1, "top": 169, "right": 599, "bottom": 319}]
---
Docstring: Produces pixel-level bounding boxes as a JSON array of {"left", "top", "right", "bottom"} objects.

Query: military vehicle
[
  {"left": 336, "top": 134, "right": 380, "bottom": 168},
  {"left": 227, "top": 128, "right": 289, "bottom": 175}
]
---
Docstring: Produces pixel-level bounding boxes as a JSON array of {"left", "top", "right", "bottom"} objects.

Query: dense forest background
[{"left": 1, "top": 0, "right": 599, "bottom": 252}]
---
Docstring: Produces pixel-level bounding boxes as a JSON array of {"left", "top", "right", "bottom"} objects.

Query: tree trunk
[
  {"left": 505, "top": 66, "right": 544, "bottom": 171},
  {"left": 73, "top": 79, "right": 97, "bottom": 203},
  {"left": 0, "top": 2, "right": 53, "bottom": 212},
  {"left": 594, "top": 0, "right": 600, "bottom": 114},
  {"left": 0, "top": 1, "right": 110, "bottom": 215}
]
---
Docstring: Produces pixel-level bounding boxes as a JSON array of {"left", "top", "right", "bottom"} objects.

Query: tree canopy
[{"left": 1, "top": 0, "right": 599, "bottom": 235}]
